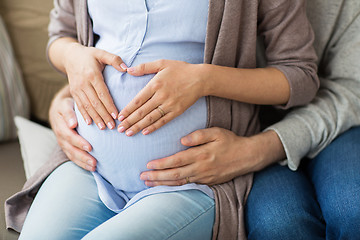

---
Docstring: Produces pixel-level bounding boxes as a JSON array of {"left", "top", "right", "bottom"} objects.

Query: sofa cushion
[
  {"left": 14, "top": 116, "right": 57, "bottom": 179},
  {"left": 0, "top": 16, "right": 29, "bottom": 141},
  {"left": 0, "top": 0, "right": 66, "bottom": 122}
]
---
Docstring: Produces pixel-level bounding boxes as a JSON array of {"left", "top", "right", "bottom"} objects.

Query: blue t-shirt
[{"left": 75, "top": 0, "right": 212, "bottom": 212}]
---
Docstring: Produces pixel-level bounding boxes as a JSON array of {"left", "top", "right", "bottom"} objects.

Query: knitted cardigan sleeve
[
  {"left": 46, "top": 0, "right": 77, "bottom": 73},
  {"left": 258, "top": 0, "right": 319, "bottom": 109},
  {"left": 47, "top": 0, "right": 77, "bottom": 48}
]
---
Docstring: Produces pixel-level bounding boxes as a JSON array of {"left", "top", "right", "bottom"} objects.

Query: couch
[
  {"left": 0, "top": 0, "right": 66, "bottom": 239},
  {"left": 1, "top": 0, "right": 358, "bottom": 239}
]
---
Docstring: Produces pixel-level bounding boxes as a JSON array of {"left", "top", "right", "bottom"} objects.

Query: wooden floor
[{"left": 0, "top": 140, "right": 26, "bottom": 240}]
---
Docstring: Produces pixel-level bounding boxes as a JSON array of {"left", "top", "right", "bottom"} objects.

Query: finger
[
  {"left": 60, "top": 98, "right": 78, "bottom": 128},
  {"left": 55, "top": 113, "right": 93, "bottom": 153},
  {"left": 77, "top": 91, "right": 106, "bottom": 130},
  {"left": 137, "top": 107, "right": 165, "bottom": 135},
  {"left": 127, "top": 59, "right": 167, "bottom": 76},
  {"left": 64, "top": 127, "right": 93, "bottom": 153},
  {"left": 145, "top": 149, "right": 194, "bottom": 170},
  {"left": 146, "top": 176, "right": 218, "bottom": 187},
  {"left": 118, "top": 99, "right": 159, "bottom": 135},
  {"left": 180, "top": 128, "right": 218, "bottom": 147},
  {"left": 72, "top": 93, "right": 92, "bottom": 125},
  {"left": 62, "top": 141, "right": 96, "bottom": 171},
  {"left": 140, "top": 165, "right": 193, "bottom": 184},
  {"left": 118, "top": 85, "right": 154, "bottom": 122},
  {"left": 139, "top": 113, "right": 174, "bottom": 135},
  {"left": 95, "top": 49, "right": 128, "bottom": 72},
  {"left": 144, "top": 179, "right": 188, "bottom": 187},
  {"left": 85, "top": 84, "right": 116, "bottom": 129},
  {"left": 91, "top": 71, "right": 119, "bottom": 120},
  {"left": 54, "top": 115, "right": 96, "bottom": 170}
]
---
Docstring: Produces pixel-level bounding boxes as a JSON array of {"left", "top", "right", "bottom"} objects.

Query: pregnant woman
[
  {"left": 75, "top": 0, "right": 214, "bottom": 212},
  {"left": 16, "top": 0, "right": 318, "bottom": 239}
]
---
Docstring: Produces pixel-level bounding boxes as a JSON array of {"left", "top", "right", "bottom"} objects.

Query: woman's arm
[
  {"left": 129, "top": 62, "right": 291, "bottom": 105},
  {"left": 116, "top": 61, "right": 291, "bottom": 136},
  {"left": 116, "top": 0, "right": 319, "bottom": 136},
  {"left": 47, "top": 0, "right": 129, "bottom": 130},
  {"left": 200, "top": 65, "right": 290, "bottom": 105}
]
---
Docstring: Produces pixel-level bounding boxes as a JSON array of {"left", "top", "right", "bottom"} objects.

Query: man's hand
[
  {"left": 49, "top": 85, "right": 97, "bottom": 171},
  {"left": 140, "top": 128, "right": 286, "bottom": 186}
]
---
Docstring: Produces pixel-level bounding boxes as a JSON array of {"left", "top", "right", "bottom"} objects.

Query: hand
[
  {"left": 64, "top": 43, "right": 127, "bottom": 130},
  {"left": 49, "top": 86, "right": 97, "bottom": 171},
  {"left": 117, "top": 59, "right": 206, "bottom": 136},
  {"left": 139, "top": 128, "right": 286, "bottom": 186},
  {"left": 140, "top": 127, "right": 245, "bottom": 186}
]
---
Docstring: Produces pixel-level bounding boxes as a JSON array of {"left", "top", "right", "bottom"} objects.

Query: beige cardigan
[{"left": 5, "top": 0, "right": 318, "bottom": 239}]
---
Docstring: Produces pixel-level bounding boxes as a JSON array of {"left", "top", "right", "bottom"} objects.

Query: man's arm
[{"left": 267, "top": 4, "right": 360, "bottom": 170}]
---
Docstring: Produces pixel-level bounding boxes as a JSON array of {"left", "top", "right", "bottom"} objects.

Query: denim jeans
[
  {"left": 245, "top": 126, "right": 360, "bottom": 240},
  {"left": 19, "top": 162, "right": 215, "bottom": 240}
]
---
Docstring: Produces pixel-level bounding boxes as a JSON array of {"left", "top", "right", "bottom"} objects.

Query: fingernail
[
  {"left": 86, "top": 118, "right": 91, "bottom": 125},
  {"left": 86, "top": 165, "right": 94, "bottom": 171},
  {"left": 182, "top": 136, "right": 192, "bottom": 144},
  {"left": 107, "top": 122, "right": 114, "bottom": 129},
  {"left": 127, "top": 67, "right": 135, "bottom": 73},
  {"left": 83, "top": 146, "right": 90, "bottom": 152},
  {"left": 118, "top": 126, "right": 125, "bottom": 133},
  {"left": 87, "top": 159, "right": 94, "bottom": 166},
  {"left": 145, "top": 181, "right": 154, "bottom": 187},
  {"left": 120, "top": 63, "right": 128, "bottom": 70},
  {"left": 111, "top": 113, "right": 117, "bottom": 119},
  {"left": 68, "top": 118, "right": 76, "bottom": 127},
  {"left": 118, "top": 115, "right": 125, "bottom": 122},
  {"left": 126, "top": 130, "right": 134, "bottom": 136},
  {"left": 142, "top": 129, "right": 150, "bottom": 135},
  {"left": 97, "top": 122, "right": 105, "bottom": 130},
  {"left": 140, "top": 174, "right": 149, "bottom": 181},
  {"left": 147, "top": 163, "right": 154, "bottom": 169}
]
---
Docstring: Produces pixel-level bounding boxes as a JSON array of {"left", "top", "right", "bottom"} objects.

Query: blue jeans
[
  {"left": 19, "top": 162, "right": 215, "bottom": 240},
  {"left": 245, "top": 127, "right": 360, "bottom": 240}
]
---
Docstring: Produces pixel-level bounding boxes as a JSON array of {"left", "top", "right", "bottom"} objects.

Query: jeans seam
[{"left": 165, "top": 204, "right": 215, "bottom": 240}]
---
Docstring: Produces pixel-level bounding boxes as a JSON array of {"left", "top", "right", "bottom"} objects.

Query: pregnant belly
[{"left": 75, "top": 96, "right": 207, "bottom": 193}]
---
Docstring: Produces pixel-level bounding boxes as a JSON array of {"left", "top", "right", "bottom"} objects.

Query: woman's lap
[
  {"left": 83, "top": 190, "right": 214, "bottom": 240},
  {"left": 19, "top": 161, "right": 116, "bottom": 239},
  {"left": 19, "top": 161, "right": 215, "bottom": 240},
  {"left": 246, "top": 126, "right": 360, "bottom": 239}
]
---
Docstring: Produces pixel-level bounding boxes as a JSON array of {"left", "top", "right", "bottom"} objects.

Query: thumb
[
  {"left": 127, "top": 59, "right": 166, "bottom": 76},
  {"left": 181, "top": 129, "right": 217, "bottom": 147},
  {"left": 96, "top": 49, "right": 128, "bottom": 72}
]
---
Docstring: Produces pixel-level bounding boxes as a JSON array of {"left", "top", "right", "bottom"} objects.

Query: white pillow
[{"left": 14, "top": 116, "right": 57, "bottom": 180}]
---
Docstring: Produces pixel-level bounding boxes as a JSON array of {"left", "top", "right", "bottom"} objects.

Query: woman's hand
[
  {"left": 139, "top": 128, "right": 286, "bottom": 186},
  {"left": 49, "top": 86, "right": 97, "bottom": 171},
  {"left": 117, "top": 60, "right": 207, "bottom": 136},
  {"left": 64, "top": 42, "right": 127, "bottom": 130}
]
